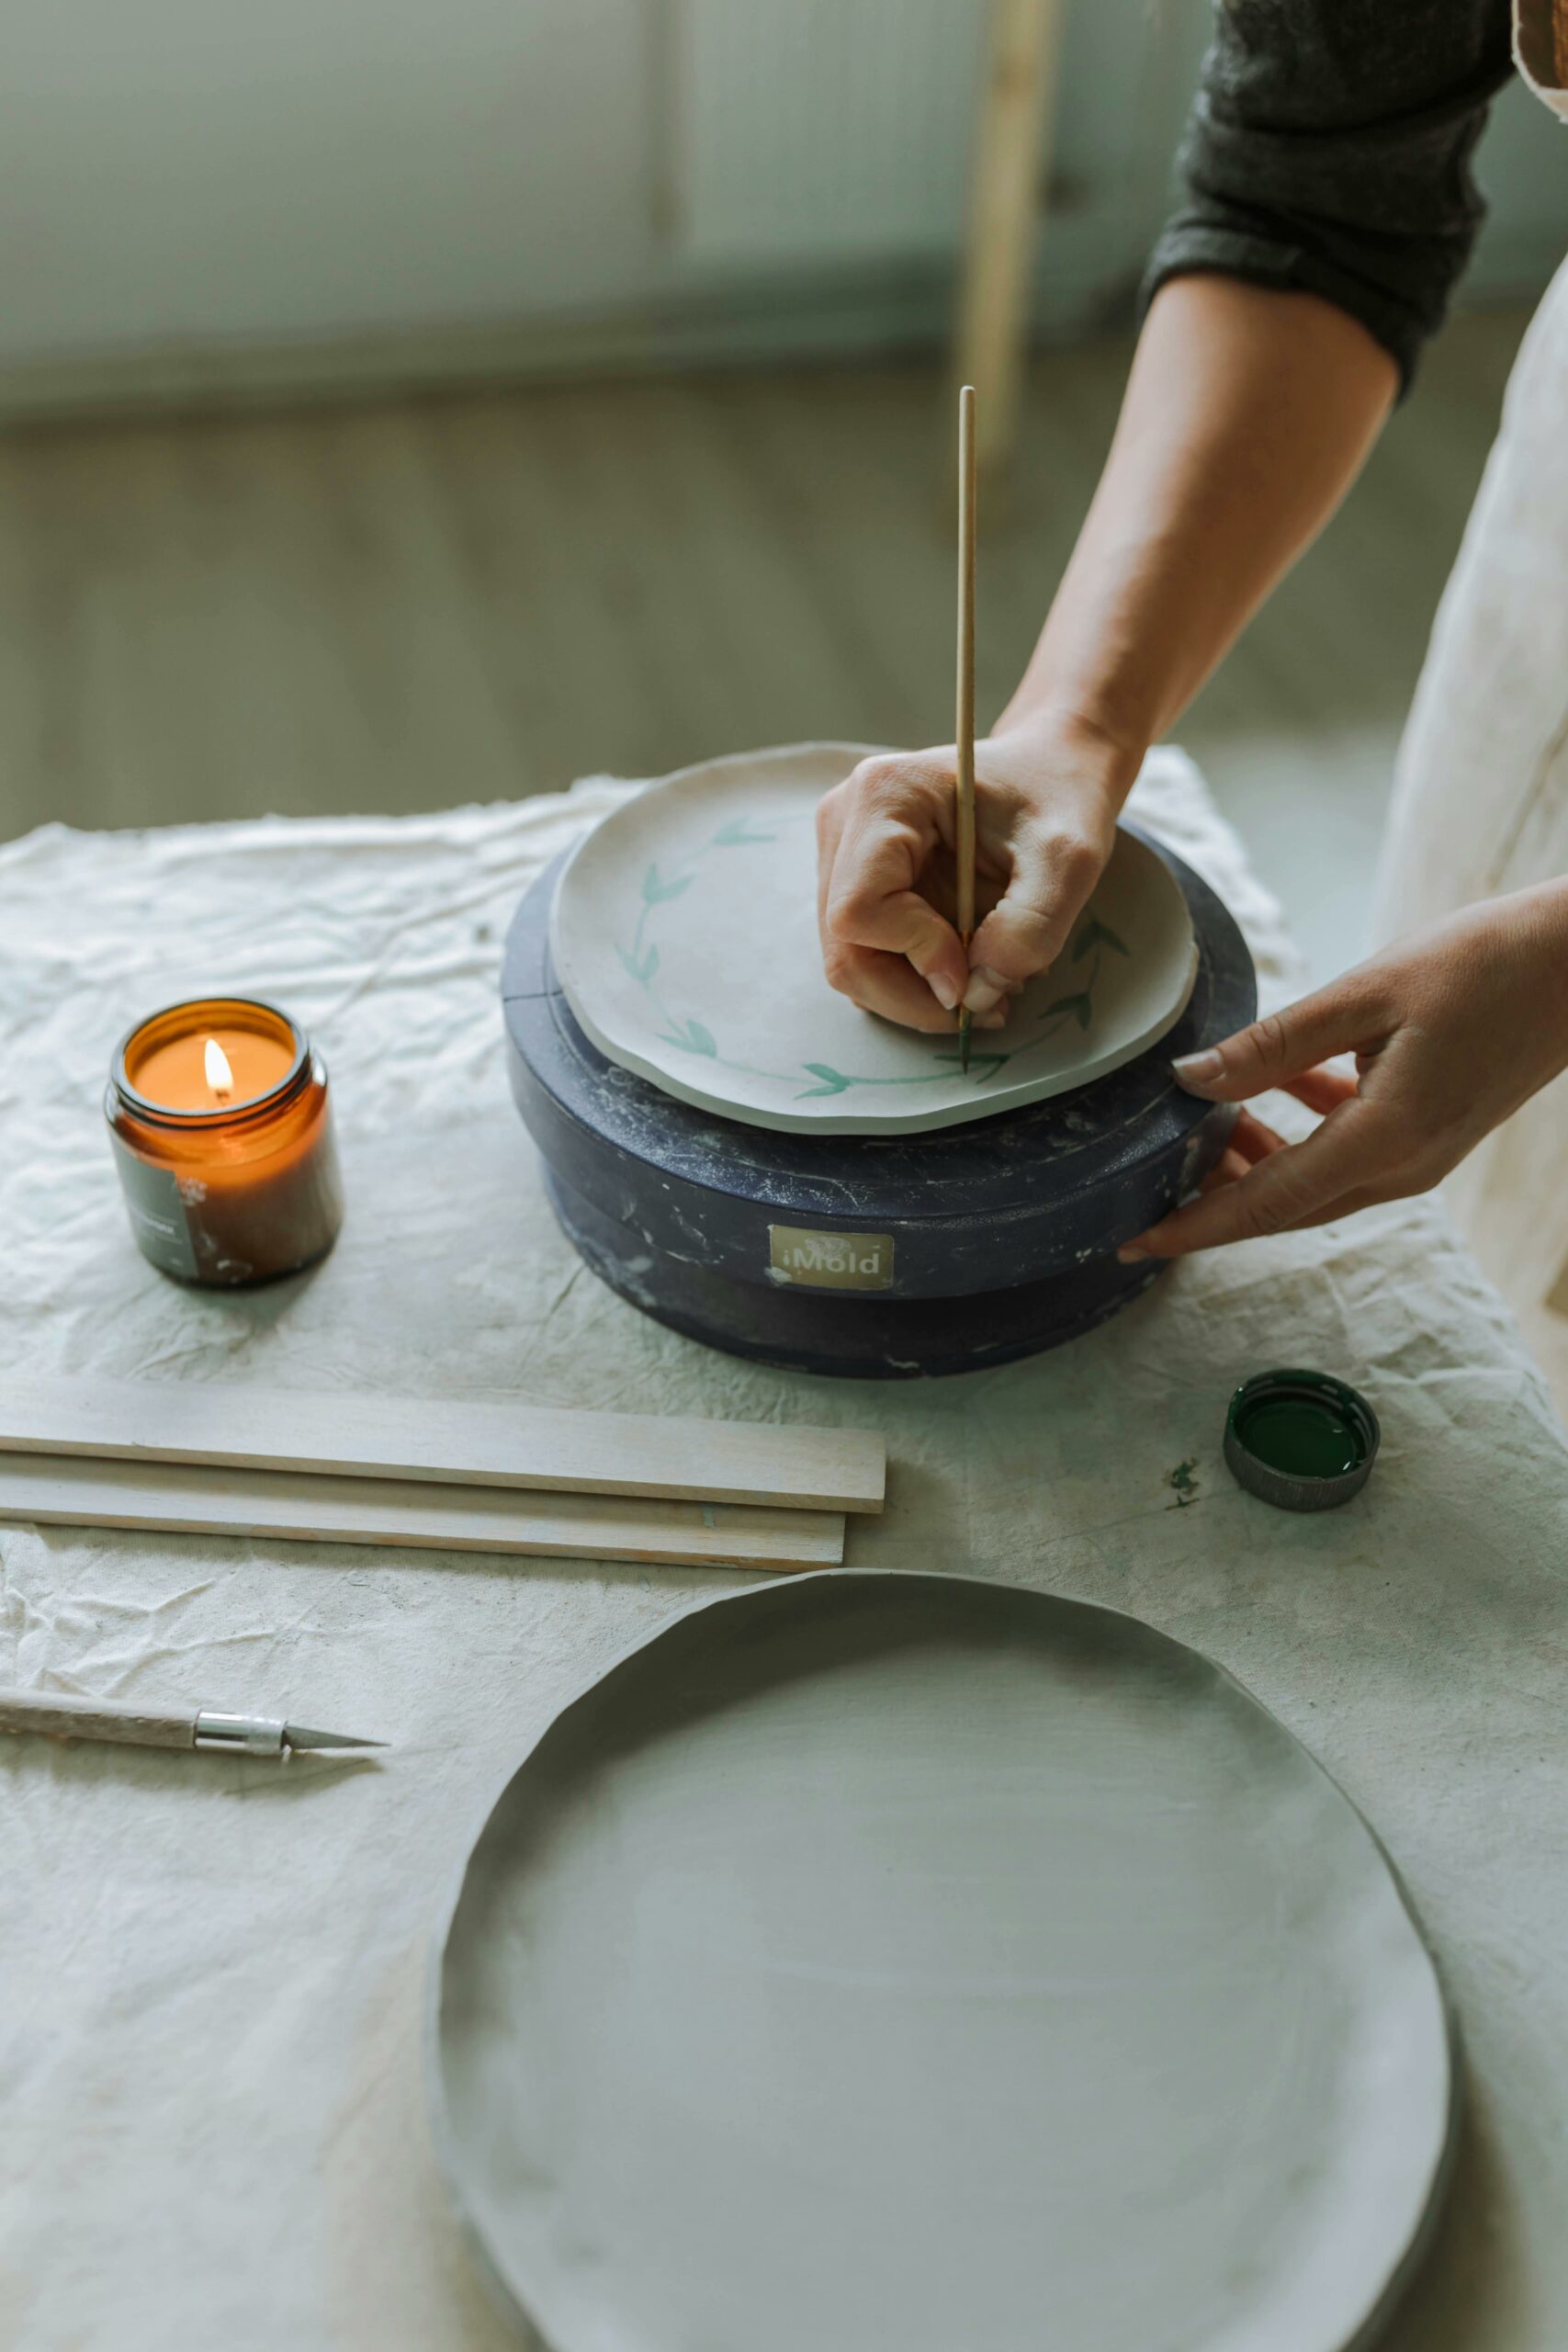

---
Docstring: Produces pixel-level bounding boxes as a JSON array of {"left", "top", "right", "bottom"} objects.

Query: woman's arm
[
  {"left": 997, "top": 275, "right": 1398, "bottom": 771},
  {"left": 818, "top": 278, "right": 1395, "bottom": 1027},
  {"left": 818, "top": 0, "right": 1513, "bottom": 1029}
]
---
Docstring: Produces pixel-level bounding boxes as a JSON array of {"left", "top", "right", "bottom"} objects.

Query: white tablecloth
[{"left": 0, "top": 754, "right": 1564, "bottom": 2351}]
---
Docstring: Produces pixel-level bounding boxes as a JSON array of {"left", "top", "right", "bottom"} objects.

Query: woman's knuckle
[
  {"left": 994, "top": 913, "right": 1051, "bottom": 965},
  {"left": 1046, "top": 831, "right": 1100, "bottom": 892},
  {"left": 873, "top": 767, "right": 936, "bottom": 818},
  {"left": 1252, "top": 1012, "right": 1291, "bottom": 1066},
  {"left": 849, "top": 752, "right": 916, "bottom": 802},
  {"left": 827, "top": 881, "right": 880, "bottom": 939},
  {"left": 1233, "top": 1188, "right": 1291, "bottom": 1241}
]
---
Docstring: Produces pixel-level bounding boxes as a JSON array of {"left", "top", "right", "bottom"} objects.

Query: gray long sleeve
[{"left": 1142, "top": 0, "right": 1517, "bottom": 388}]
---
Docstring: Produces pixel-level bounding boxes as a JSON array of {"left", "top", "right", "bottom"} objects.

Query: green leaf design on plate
[
  {"left": 621, "top": 814, "right": 1122, "bottom": 1099},
  {"left": 710, "top": 818, "right": 777, "bottom": 846},
  {"left": 1046, "top": 989, "right": 1094, "bottom": 1030},
  {"left": 1072, "top": 914, "right": 1130, "bottom": 961},
  {"left": 658, "top": 1017, "right": 718, "bottom": 1057},
  {"left": 642, "top": 862, "right": 694, "bottom": 905},
  {"left": 616, "top": 943, "right": 660, "bottom": 985}
]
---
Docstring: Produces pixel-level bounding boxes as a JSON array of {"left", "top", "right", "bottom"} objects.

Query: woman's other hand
[{"left": 1122, "top": 883, "right": 1568, "bottom": 1260}]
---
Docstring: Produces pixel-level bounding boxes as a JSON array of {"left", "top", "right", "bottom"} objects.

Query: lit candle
[{"left": 106, "top": 998, "right": 344, "bottom": 1286}]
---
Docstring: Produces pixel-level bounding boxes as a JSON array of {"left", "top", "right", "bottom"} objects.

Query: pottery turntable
[{"left": 502, "top": 746, "right": 1256, "bottom": 1379}]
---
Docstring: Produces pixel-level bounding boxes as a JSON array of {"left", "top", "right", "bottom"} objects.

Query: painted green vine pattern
[{"left": 615, "top": 808, "right": 1129, "bottom": 1100}]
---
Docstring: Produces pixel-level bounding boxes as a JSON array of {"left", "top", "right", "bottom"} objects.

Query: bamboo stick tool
[{"left": 955, "top": 382, "right": 978, "bottom": 1072}]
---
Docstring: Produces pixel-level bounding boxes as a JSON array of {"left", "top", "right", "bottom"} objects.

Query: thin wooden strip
[
  {"left": 0, "top": 1453, "right": 844, "bottom": 1573},
  {"left": 0, "top": 1377, "right": 885, "bottom": 1516}
]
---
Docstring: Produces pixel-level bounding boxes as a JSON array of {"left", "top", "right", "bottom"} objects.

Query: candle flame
[{"left": 204, "top": 1037, "right": 234, "bottom": 1099}]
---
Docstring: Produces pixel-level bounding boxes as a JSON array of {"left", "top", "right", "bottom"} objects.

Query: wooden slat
[
  {"left": 0, "top": 1452, "right": 844, "bottom": 1572},
  {"left": 0, "top": 1377, "right": 885, "bottom": 1516}
]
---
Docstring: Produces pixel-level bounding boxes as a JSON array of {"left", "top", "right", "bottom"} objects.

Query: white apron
[{"left": 1373, "top": 14, "right": 1568, "bottom": 1345}]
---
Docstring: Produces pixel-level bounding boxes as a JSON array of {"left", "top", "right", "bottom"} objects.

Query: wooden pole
[{"left": 953, "top": 0, "right": 1066, "bottom": 499}]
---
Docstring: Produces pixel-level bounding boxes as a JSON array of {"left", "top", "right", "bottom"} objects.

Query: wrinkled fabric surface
[{"left": 0, "top": 752, "right": 1564, "bottom": 2351}]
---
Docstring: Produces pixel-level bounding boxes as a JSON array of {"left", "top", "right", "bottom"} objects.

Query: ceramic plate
[
  {"left": 431, "top": 1572, "right": 1454, "bottom": 2352},
  {"left": 548, "top": 743, "right": 1199, "bottom": 1135}
]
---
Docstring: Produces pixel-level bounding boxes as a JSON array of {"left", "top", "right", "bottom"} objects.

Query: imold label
[{"left": 768, "top": 1225, "right": 895, "bottom": 1291}]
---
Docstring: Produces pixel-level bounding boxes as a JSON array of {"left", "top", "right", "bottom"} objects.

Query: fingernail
[
  {"left": 977, "top": 1007, "right": 1008, "bottom": 1029},
  {"left": 928, "top": 973, "right": 959, "bottom": 1012},
  {"left": 1172, "top": 1048, "right": 1224, "bottom": 1089},
  {"left": 1117, "top": 1243, "right": 1148, "bottom": 1264},
  {"left": 963, "top": 965, "right": 1008, "bottom": 1014}
]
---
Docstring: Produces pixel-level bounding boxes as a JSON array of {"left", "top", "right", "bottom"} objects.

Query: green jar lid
[{"left": 1224, "top": 1369, "right": 1380, "bottom": 1513}]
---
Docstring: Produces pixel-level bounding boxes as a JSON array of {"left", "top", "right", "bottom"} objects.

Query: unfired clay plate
[
  {"left": 431, "top": 1571, "right": 1453, "bottom": 2352},
  {"left": 548, "top": 743, "right": 1199, "bottom": 1135}
]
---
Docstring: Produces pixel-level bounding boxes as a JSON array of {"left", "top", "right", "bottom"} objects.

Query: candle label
[
  {"left": 107, "top": 1137, "right": 200, "bottom": 1280},
  {"left": 767, "top": 1225, "right": 895, "bottom": 1290}
]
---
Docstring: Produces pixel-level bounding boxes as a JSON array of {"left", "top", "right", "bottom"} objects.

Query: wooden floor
[{"left": 0, "top": 307, "right": 1526, "bottom": 876}]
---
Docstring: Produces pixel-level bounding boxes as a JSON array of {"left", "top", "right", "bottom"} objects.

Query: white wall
[
  {"left": 0, "top": 0, "right": 657, "bottom": 359},
  {"left": 0, "top": 0, "right": 1562, "bottom": 390}
]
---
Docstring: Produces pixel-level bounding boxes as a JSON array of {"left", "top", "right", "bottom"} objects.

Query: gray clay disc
[
  {"left": 548, "top": 743, "right": 1199, "bottom": 1136},
  {"left": 430, "top": 1572, "right": 1454, "bottom": 2352}
]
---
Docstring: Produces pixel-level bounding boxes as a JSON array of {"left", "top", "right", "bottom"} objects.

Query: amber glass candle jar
[{"left": 106, "top": 998, "right": 344, "bottom": 1286}]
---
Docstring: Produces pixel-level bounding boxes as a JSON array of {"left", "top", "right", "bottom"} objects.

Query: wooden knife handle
[{"left": 0, "top": 1688, "right": 198, "bottom": 1749}]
